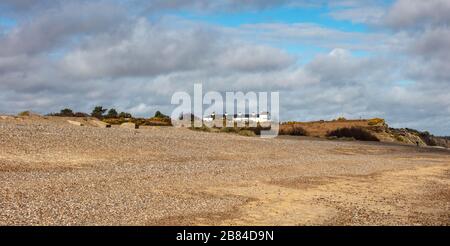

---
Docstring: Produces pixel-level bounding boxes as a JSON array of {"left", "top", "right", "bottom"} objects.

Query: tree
[
  {"left": 60, "top": 108, "right": 74, "bottom": 117},
  {"left": 119, "top": 112, "right": 132, "bottom": 118},
  {"left": 106, "top": 108, "right": 118, "bottom": 118},
  {"left": 154, "top": 111, "right": 169, "bottom": 118},
  {"left": 91, "top": 106, "right": 107, "bottom": 118}
]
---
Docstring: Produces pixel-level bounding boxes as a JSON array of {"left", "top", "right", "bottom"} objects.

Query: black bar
[{"left": 0, "top": 226, "right": 448, "bottom": 244}]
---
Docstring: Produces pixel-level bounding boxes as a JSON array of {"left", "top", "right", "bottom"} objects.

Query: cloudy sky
[{"left": 0, "top": 0, "right": 449, "bottom": 135}]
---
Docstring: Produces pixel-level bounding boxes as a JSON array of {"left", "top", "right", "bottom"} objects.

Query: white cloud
[
  {"left": 385, "top": 0, "right": 450, "bottom": 30},
  {"left": 59, "top": 17, "right": 295, "bottom": 79},
  {"left": 329, "top": 6, "right": 386, "bottom": 24}
]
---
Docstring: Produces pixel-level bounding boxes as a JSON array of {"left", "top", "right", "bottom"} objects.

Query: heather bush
[
  {"left": 327, "top": 127, "right": 379, "bottom": 141},
  {"left": 279, "top": 125, "right": 309, "bottom": 136}
]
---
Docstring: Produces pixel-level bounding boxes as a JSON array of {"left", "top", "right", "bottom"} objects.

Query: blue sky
[
  {"left": 0, "top": 16, "right": 16, "bottom": 33},
  {"left": 172, "top": 4, "right": 371, "bottom": 61},
  {"left": 0, "top": 0, "right": 449, "bottom": 135},
  {"left": 177, "top": 5, "right": 367, "bottom": 31}
]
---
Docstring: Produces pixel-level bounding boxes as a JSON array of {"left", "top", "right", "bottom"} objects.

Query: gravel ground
[{"left": 0, "top": 117, "right": 449, "bottom": 225}]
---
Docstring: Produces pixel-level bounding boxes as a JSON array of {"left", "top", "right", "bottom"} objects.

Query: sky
[{"left": 0, "top": 0, "right": 449, "bottom": 135}]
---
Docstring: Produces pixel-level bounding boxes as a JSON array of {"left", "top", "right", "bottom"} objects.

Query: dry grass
[{"left": 280, "top": 120, "right": 372, "bottom": 137}]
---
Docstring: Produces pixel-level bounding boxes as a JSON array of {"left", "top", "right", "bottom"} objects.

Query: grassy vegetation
[
  {"left": 219, "top": 127, "right": 238, "bottom": 133},
  {"left": 18, "top": 111, "right": 43, "bottom": 117},
  {"left": 368, "top": 118, "right": 385, "bottom": 126},
  {"left": 283, "top": 121, "right": 304, "bottom": 125},
  {"left": 238, "top": 130, "right": 256, "bottom": 137},
  {"left": 18, "top": 111, "right": 32, "bottom": 116},
  {"left": 335, "top": 117, "right": 347, "bottom": 121},
  {"left": 102, "top": 117, "right": 171, "bottom": 126},
  {"left": 394, "top": 134, "right": 406, "bottom": 142},
  {"left": 327, "top": 127, "right": 380, "bottom": 142},
  {"left": 190, "top": 124, "right": 268, "bottom": 137}
]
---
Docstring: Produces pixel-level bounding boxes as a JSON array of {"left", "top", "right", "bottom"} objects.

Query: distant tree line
[
  {"left": 47, "top": 106, "right": 169, "bottom": 120},
  {"left": 90, "top": 106, "right": 133, "bottom": 119},
  {"left": 47, "top": 108, "right": 89, "bottom": 117}
]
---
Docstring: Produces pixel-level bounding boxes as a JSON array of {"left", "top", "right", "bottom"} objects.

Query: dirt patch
[
  {"left": 195, "top": 165, "right": 450, "bottom": 225},
  {"left": 268, "top": 176, "right": 331, "bottom": 190},
  {"left": 322, "top": 166, "right": 450, "bottom": 225}
]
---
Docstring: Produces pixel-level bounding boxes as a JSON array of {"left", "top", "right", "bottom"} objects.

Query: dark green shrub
[
  {"left": 59, "top": 108, "right": 74, "bottom": 117},
  {"left": 119, "top": 112, "right": 132, "bottom": 118},
  {"left": 106, "top": 108, "right": 118, "bottom": 118},
  {"left": 279, "top": 125, "right": 309, "bottom": 136},
  {"left": 154, "top": 111, "right": 169, "bottom": 119}
]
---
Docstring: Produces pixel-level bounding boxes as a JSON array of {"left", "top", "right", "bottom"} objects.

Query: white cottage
[{"left": 203, "top": 112, "right": 270, "bottom": 123}]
